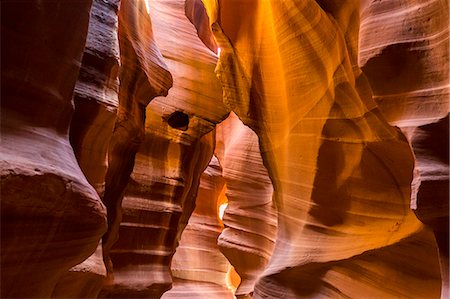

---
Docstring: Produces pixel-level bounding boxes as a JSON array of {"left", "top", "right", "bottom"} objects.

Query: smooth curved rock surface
[
  {"left": 359, "top": 1, "right": 449, "bottom": 296},
  {"left": 2, "top": 0, "right": 448, "bottom": 298},
  {"left": 51, "top": 0, "right": 121, "bottom": 297},
  {"left": 163, "top": 156, "right": 234, "bottom": 299},
  {"left": 202, "top": 0, "right": 442, "bottom": 297},
  {"left": 216, "top": 112, "right": 277, "bottom": 297},
  {"left": 100, "top": 0, "right": 229, "bottom": 297},
  {"left": 1, "top": 1, "right": 107, "bottom": 297},
  {"left": 100, "top": 0, "right": 173, "bottom": 292}
]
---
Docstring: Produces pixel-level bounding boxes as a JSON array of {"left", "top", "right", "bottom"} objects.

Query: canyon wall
[
  {"left": 215, "top": 113, "right": 277, "bottom": 298},
  {"left": 51, "top": 0, "right": 120, "bottom": 297},
  {"left": 359, "top": 1, "right": 449, "bottom": 297},
  {"left": 162, "top": 156, "right": 234, "bottom": 299},
  {"left": 1, "top": 1, "right": 107, "bottom": 297},
  {"left": 1, "top": 0, "right": 448, "bottom": 298},
  {"left": 202, "top": 0, "right": 444, "bottom": 298},
  {"left": 100, "top": 0, "right": 229, "bottom": 297}
]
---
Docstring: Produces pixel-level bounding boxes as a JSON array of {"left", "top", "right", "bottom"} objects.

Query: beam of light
[
  {"left": 219, "top": 203, "right": 228, "bottom": 220},
  {"left": 217, "top": 47, "right": 221, "bottom": 56},
  {"left": 144, "top": 0, "right": 151, "bottom": 14}
]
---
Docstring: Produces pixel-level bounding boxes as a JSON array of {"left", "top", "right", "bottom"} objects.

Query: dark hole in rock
[{"left": 167, "top": 111, "right": 189, "bottom": 131}]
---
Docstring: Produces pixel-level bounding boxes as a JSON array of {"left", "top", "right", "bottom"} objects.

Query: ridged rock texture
[
  {"left": 162, "top": 156, "right": 234, "bottom": 299},
  {"left": 99, "top": 0, "right": 173, "bottom": 297},
  {"left": 52, "top": 0, "right": 120, "bottom": 297},
  {"left": 1, "top": 0, "right": 449, "bottom": 298},
  {"left": 215, "top": 112, "right": 277, "bottom": 298},
  {"left": 1, "top": 1, "right": 107, "bottom": 297},
  {"left": 359, "top": 1, "right": 449, "bottom": 297},
  {"left": 202, "top": 0, "right": 443, "bottom": 298},
  {"left": 100, "top": 0, "right": 229, "bottom": 297}
]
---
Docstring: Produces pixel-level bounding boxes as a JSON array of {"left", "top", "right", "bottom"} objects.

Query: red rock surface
[
  {"left": 99, "top": 0, "right": 173, "bottom": 296},
  {"left": 216, "top": 113, "right": 277, "bottom": 297},
  {"left": 51, "top": 0, "right": 121, "bottom": 297},
  {"left": 202, "top": 0, "right": 443, "bottom": 298},
  {"left": 359, "top": 1, "right": 449, "bottom": 297},
  {"left": 100, "top": 0, "right": 228, "bottom": 297},
  {"left": 1, "top": 1, "right": 107, "bottom": 297},
  {"left": 162, "top": 156, "right": 234, "bottom": 299},
  {"left": 1, "top": 1, "right": 448, "bottom": 298}
]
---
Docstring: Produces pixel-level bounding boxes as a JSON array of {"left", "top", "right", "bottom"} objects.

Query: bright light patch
[
  {"left": 219, "top": 203, "right": 228, "bottom": 220},
  {"left": 217, "top": 47, "right": 221, "bottom": 56},
  {"left": 144, "top": 0, "right": 151, "bottom": 14}
]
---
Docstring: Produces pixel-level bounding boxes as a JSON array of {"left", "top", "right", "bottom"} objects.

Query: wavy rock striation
[
  {"left": 51, "top": 0, "right": 121, "bottom": 297},
  {"left": 1, "top": 1, "right": 107, "bottom": 297},
  {"left": 163, "top": 155, "right": 234, "bottom": 299},
  {"left": 100, "top": 0, "right": 229, "bottom": 297},
  {"left": 1, "top": 1, "right": 448, "bottom": 298},
  {"left": 202, "top": 0, "right": 442, "bottom": 298},
  {"left": 359, "top": 1, "right": 449, "bottom": 297},
  {"left": 99, "top": 0, "right": 173, "bottom": 296},
  {"left": 215, "top": 112, "right": 277, "bottom": 298}
]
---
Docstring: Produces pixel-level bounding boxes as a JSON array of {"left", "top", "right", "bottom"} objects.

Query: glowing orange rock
[{"left": 202, "top": 0, "right": 442, "bottom": 297}]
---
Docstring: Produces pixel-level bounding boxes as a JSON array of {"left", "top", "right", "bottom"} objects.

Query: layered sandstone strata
[
  {"left": 359, "top": 1, "right": 449, "bottom": 297},
  {"left": 100, "top": 0, "right": 229, "bottom": 296},
  {"left": 1, "top": 1, "right": 448, "bottom": 298},
  {"left": 51, "top": 0, "right": 121, "bottom": 297},
  {"left": 202, "top": 0, "right": 442, "bottom": 298},
  {"left": 99, "top": 0, "right": 173, "bottom": 296},
  {"left": 216, "top": 113, "right": 277, "bottom": 297},
  {"left": 1, "top": 1, "right": 107, "bottom": 297},
  {"left": 163, "top": 156, "right": 234, "bottom": 299}
]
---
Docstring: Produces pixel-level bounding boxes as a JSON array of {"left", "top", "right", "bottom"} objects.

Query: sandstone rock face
[
  {"left": 163, "top": 156, "right": 234, "bottom": 299},
  {"left": 1, "top": 1, "right": 107, "bottom": 297},
  {"left": 2, "top": 0, "right": 448, "bottom": 298},
  {"left": 202, "top": 0, "right": 442, "bottom": 297},
  {"left": 70, "top": 0, "right": 121, "bottom": 195},
  {"left": 215, "top": 113, "right": 277, "bottom": 297},
  {"left": 100, "top": 0, "right": 229, "bottom": 297},
  {"left": 51, "top": 0, "right": 121, "bottom": 297},
  {"left": 359, "top": 1, "right": 449, "bottom": 297},
  {"left": 99, "top": 0, "right": 173, "bottom": 296}
]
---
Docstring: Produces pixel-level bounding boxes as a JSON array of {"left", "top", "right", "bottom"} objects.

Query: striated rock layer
[
  {"left": 215, "top": 112, "right": 277, "bottom": 297},
  {"left": 1, "top": 0, "right": 448, "bottom": 298},
  {"left": 101, "top": 0, "right": 229, "bottom": 297},
  {"left": 99, "top": 0, "right": 173, "bottom": 296},
  {"left": 51, "top": 0, "right": 121, "bottom": 297},
  {"left": 1, "top": 1, "right": 107, "bottom": 297},
  {"left": 359, "top": 1, "right": 449, "bottom": 297},
  {"left": 163, "top": 156, "right": 234, "bottom": 299},
  {"left": 202, "top": 0, "right": 442, "bottom": 298}
]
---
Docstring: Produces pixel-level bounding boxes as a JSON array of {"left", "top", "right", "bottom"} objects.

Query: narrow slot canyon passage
[{"left": 1, "top": 0, "right": 448, "bottom": 298}]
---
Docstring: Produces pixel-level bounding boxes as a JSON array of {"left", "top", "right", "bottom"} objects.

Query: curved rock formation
[
  {"left": 1, "top": 1, "right": 107, "bottom": 297},
  {"left": 215, "top": 112, "right": 277, "bottom": 298},
  {"left": 202, "top": 0, "right": 442, "bottom": 298},
  {"left": 2, "top": 0, "right": 448, "bottom": 298},
  {"left": 100, "top": 0, "right": 173, "bottom": 290},
  {"left": 102, "top": 130, "right": 215, "bottom": 298},
  {"left": 70, "top": 0, "right": 121, "bottom": 195},
  {"left": 100, "top": 0, "right": 229, "bottom": 297},
  {"left": 163, "top": 155, "right": 234, "bottom": 299},
  {"left": 359, "top": 1, "right": 449, "bottom": 297},
  {"left": 51, "top": 0, "right": 121, "bottom": 297},
  {"left": 185, "top": 0, "right": 219, "bottom": 54}
]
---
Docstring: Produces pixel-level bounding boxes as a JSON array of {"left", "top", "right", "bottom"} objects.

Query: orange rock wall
[
  {"left": 202, "top": 0, "right": 443, "bottom": 298},
  {"left": 359, "top": 1, "right": 449, "bottom": 297},
  {"left": 1, "top": 0, "right": 448, "bottom": 298}
]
